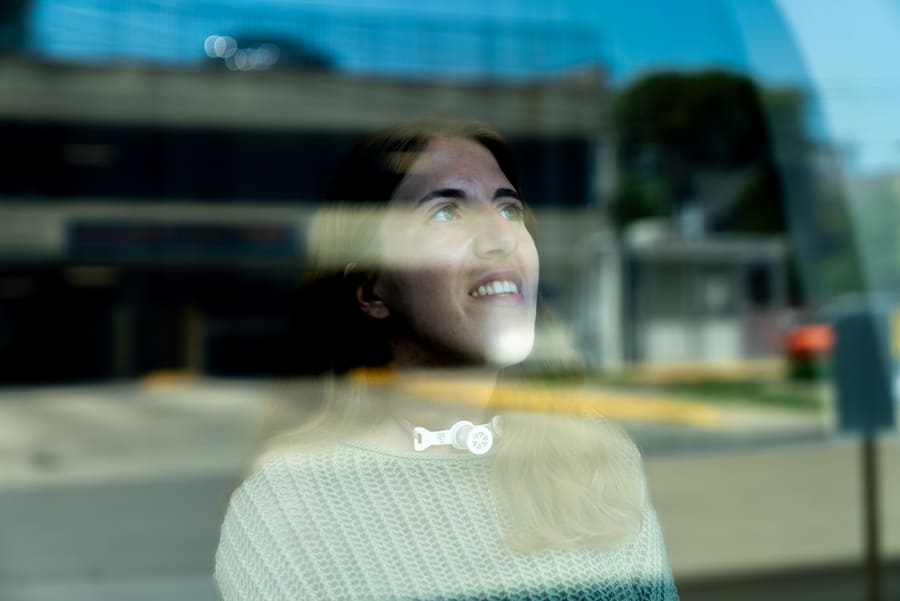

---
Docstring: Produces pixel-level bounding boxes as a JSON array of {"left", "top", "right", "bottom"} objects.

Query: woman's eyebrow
[
  {"left": 415, "top": 187, "right": 520, "bottom": 206},
  {"left": 416, "top": 188, "right": 465, "bottom": 206}
]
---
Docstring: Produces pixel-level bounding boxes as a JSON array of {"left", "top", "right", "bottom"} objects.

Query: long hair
[{"left": 265, "top": 118, "right": 645, "bottom": 551}]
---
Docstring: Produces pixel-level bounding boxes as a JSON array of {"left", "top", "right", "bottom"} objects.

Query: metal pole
[{"left": 861, "top": 435, "right": 882, "bottom": 601}]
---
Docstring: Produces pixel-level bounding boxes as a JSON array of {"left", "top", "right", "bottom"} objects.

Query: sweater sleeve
[
  {"left": 633, "top": 501, "right": 680, "bottom": 601},
  {"left": 214, "top": 465, "right": 310, "bottom": 601},
  {"left": 214, "top": 473, "right": 274, "bottom": 601}
]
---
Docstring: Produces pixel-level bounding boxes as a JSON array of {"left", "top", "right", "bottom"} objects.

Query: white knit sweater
[{"left": 215, "top": 441, "right": 679, "bottom": 601}]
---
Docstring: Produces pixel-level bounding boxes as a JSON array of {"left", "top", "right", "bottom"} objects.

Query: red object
[{"left": 785, "top": 324, "right": 834, "bottom": 358}]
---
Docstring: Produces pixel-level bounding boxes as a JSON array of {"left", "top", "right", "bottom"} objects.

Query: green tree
[
  {"left": 612, "top": 69, "right": 867, "bottom": 302},
  {"left": 612, "top": 70, "right": 798, "bottom": 234}
]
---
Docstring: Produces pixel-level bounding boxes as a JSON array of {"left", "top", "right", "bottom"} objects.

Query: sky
[
  {"left": 23, "top": 0, "right": 900, "bottom": 173},
  {"left": 774, "top": 0, "right": 900, "bottom": 174}
]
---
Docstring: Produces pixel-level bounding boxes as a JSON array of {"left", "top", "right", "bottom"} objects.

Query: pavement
[
  {"left": 0, "top": 379, "right": 264, "bottom": 601},
  {"left": 0, "top": 377, "right": 896, "bottom": 601}
]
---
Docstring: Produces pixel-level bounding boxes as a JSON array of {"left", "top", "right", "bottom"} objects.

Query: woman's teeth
[{"left": 470, "top": 280, "right": 520, "bottom": 297}]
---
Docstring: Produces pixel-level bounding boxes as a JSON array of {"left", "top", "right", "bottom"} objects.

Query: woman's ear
[{"left": 355, "top": 274, "right": 390, "bottom": 320}]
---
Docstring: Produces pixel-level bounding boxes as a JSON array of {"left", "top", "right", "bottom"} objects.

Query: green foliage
[
  {"left": 615, "top": 173, "right": 670, "bottom": 225},
  {"left": 721, "top": 161, "right": 786, "bottom": 233},
  {"left": 612, "top": 70, "right": 797, "bottom": 234},
  {"left": 759, "top": 87, "right": 812, "bottom": 157},
  {"left": 615, "top": 71, "right": 770, "bottom": 167},
  {"left": 611, "top": 69, "right": 877, "bottom": 303}
]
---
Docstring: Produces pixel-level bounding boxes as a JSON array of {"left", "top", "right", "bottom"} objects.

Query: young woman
[{"left": 214, "top": 119, "right": 679, "bottom": 601}]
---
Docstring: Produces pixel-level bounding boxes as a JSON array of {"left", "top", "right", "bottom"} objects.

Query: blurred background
[{"left": 1, "top": 0, "right": 898, "bottom": 599}]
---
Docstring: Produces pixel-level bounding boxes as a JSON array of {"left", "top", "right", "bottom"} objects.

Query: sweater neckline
[{"left": 341, "top": 439, "right": 492, "bottom": 462}]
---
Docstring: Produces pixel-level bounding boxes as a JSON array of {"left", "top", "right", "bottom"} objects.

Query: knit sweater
[{"left": 215, "top": 441, "right": 679, "bottom": 601}]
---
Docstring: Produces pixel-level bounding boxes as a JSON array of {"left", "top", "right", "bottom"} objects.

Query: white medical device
[{"left": 412, "top": 417, "right": 502, "bottom": 455}]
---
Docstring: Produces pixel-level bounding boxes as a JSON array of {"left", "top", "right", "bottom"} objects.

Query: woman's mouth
[{"left": 469, "top": 280, "right": 520, "bottom": 297}]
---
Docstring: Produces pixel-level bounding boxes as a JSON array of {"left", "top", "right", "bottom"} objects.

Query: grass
[
  {"left": 520, "top": 368, "right": 828, "bottom": 413},
  {"left": 622, "top": 379, "right": 827, "bottom": 412}
]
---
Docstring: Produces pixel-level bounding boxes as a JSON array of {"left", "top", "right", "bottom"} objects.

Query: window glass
[{"left": 1, "top": 1, "right": 897, "bottom": 599}]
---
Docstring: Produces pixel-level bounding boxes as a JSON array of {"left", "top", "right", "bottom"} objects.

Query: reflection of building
[
  {"left": 622, "top": 236, "right": 787, "bottom": 365},
  {"left": 535, "top": 221, "right": 788, "bottom": 371},
  {"left": 1, "top": 57, "right": 793, "bottom": 381},
  {"left": 0, "top": 57, "right": 607, "bottom": 382}
]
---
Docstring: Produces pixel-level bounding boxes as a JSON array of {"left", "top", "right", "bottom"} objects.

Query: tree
[
  {"left": 611, "top": 69, "right": 869, "bottom": 303},
  {"left": 611, "top": 70, "right": 801, "bottom": 234}
]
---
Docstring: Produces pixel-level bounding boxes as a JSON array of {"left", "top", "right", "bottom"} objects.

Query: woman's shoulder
[
  {"left": 499, "top": 411, "right": 643, "bottom": 464},
  {"left": 244, "top": 438, "right": 351, "bottom": 477},
  {"left": 232, "top": 437, "right": 433, "bottom": 500}
]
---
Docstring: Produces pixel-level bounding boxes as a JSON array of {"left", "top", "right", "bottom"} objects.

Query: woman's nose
[{"left": 472, "top": 209, "right": 517, "bottom": 258}]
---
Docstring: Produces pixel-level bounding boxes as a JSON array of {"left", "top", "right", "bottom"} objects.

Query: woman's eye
[
  {"left": 429, "top": 205, "right": 460, "bottom": 223},
  {"left": 499, "top": 203, "right": 524, "bottom": 221}
]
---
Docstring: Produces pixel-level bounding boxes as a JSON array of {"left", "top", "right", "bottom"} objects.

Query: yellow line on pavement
[{"left": 361, "top": 374, "right": 724, "bottom": 428}]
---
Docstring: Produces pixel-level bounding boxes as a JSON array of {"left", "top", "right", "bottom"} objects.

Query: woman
[{"left": 215, "top": 119, "right": 679, "bottom": 601}]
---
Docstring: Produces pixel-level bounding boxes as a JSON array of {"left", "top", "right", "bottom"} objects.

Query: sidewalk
[
  {"left": 0, "top": 376, "right": 828, "bottom": 487},
  {"left": 0, "top": 379, "right": 270, "bottom": 601},
  {"left": 0, "top": 379, "right": 263, "bottom": 489}
]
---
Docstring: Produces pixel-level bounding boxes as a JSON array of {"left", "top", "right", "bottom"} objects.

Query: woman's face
[{"left": 364, "top": 136, "right": 539, "bottom": 366}]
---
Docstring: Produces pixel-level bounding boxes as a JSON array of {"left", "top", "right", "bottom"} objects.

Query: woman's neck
[{"left": 356, "top": 365, "right": 499, "bottom": 452}]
